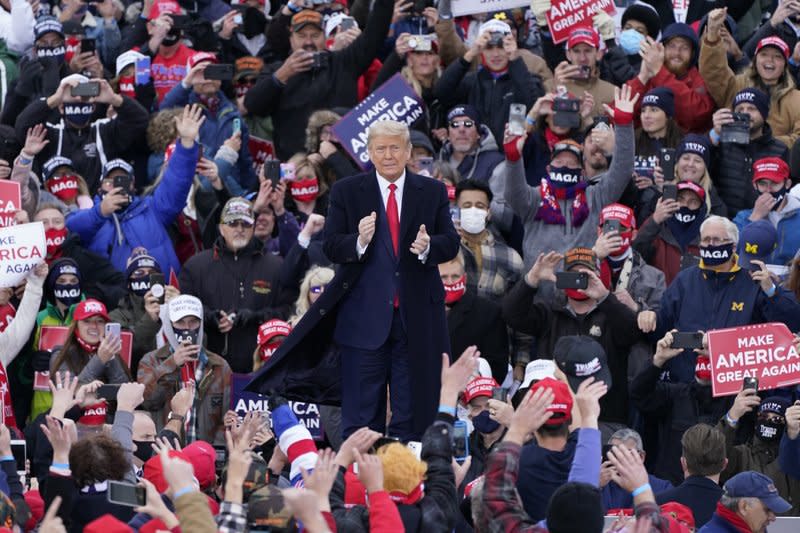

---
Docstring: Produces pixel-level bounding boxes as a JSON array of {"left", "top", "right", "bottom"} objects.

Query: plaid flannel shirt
[
  {"left": 216, "top": 501, "right": 248, "bottom": 533},
  {"left": 461, "top": 234, "right": 532, "bottom": 366}
]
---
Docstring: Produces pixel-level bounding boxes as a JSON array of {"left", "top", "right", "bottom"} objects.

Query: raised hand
[
  {"left": 505, "top": 386, "right": 555, "bottom": 445},
  {"left": 410, "top": 224, "right": 430, "bottom": 255},
  {"left": 23, "top": 124, "right": 50, "bottom": 156},
  {"left": 175, "top": 104, "right": 206, "bottom": 148},
  {"left": 525, "top": 251, "right": 564, "bottom": 287}
]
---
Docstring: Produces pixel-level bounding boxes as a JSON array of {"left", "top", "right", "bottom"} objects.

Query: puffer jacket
[
  {"left": 700, "top": 34, "right": 800, "bottom": 148},
  {"left": 65, "top": 141, "right": 198, "bottom": 277},
  {"left": 711, "top": 124, "right": 789, "bottom": 218},
  {"left": 733, "top": 194, "right": 800, "bottom": 268},
  {"left": 504, "top": 123, "right": 635, "bottom": 270}
]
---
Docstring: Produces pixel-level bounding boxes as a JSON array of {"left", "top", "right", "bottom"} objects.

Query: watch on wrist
[{"left": 168, "top": 411, "right": 186, "bottom": 422}]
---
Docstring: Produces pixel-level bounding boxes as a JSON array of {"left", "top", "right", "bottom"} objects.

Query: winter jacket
[
  {"left": 504, "top": 123, "right": 635, "bottom": 270},
  {"left": 49, "top": 344, "right": 130, "bottom": 385},
  {"left": 244, "top": 0, "right": 393, "bottom": 160},
  {"left": 600, "top": 45, "right": 640, "bottom": 87},
  {"left": 137, "top": 344, "right": 231, "bottom": 445},
  {"left": 656, "top": 476, "right": 724, "bottom": 528},
  {"left": 700, "top": 33, "right": 800, "bottom": 148},
  {"left": 634, "top": 215, "right": 702, "bottom": 286},
  {"left": 630, "top": 362, "right": 733, "bottom": 484},
  {"left": 716, "top": 418, "right": 800, "bottom": 515},
  {"left": 178, "top": 236, "right": 296, "bottom": 373},
  {"left": 503, "top": 281, "right": 642, "bottom": 425},
  {"left": 0, "top": 275, "right": 43, "bottom": 369},
  {"left": 653, "top": 264, "right": 800, "bottom": 383},
  {"left": 65, "top": 141, "right": 199, "bottom": 277},
  {"left": 108, "top": 294, "right": 161, "bottom": 377},
  {"left": 711, "top": 124, "right": 789, "bottom": 218},
  {"left": 434, "top": 56, "right": 543, "bottom": 144},
  {"left": 160, "top": 84, "right": 256, "bottom": 191},
  {"left": 439, "top": 126, "right": 514, "bottom": 232},
  {"left": 0, "top": 0, "right": 35, "bottom": 54},
  {"left": 515, "top": 432, "right": 578, "bottom": 522},
  {"left": 733, "top": 195, "right": 800, "bottom": 268},
  {"left": 0, "top": 57, "right": 67, "bottom": 127},
  {"left": 330, "top": 413, "right": 459, "bottom": 533},
  {"left": 15, "top": 96, "right": 149, "bottom": 192},
  {"left": 699, "top": 512, "right": 749, "bottom": 533}
]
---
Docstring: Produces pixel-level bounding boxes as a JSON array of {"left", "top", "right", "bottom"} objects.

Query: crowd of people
[{"left": 1, "top": 0, "right": 800, "bottom": 531}]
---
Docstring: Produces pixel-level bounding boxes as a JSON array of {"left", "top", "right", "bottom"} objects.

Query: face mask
[
  {"left": 173, "top": 327, "right": 199, "bottom": 346},
  {"left": 290, "top": 177, "right": 319, "bottom": 202},
  {"left": 443, "top": 275, "right": 466, "bottom": 305},
  {"left": 564, "top": 288, "right": 590, "bottom": 301},
  {"left": 260, "top": 342, "right": 281, "bottom": 362},
  {"left": 619, "top": 29, "right": 645, "bottom": 56},
  {"left": 162, "top": 29, "right": 181, "bottom": 46},
  {"left": 54, "top": 283, "right": 81, "bottom": 306},
  {"left": 609, "top": 229, "right": 633, "bottom": 257},
  {"left": 129, "top": 276, "right": 151, "bottom": 297},
  {"left": 674, "top": 206, "right": 702, "bottom": 224},
  {"left": 472, "top": 410, "right": 500, "bottom": 434},
  {"left": 242, "top": 7, "right": 268, "bottom": 39},
  {"left": 132, "top": 440, "right": 155, "bottom": 463},
  {"left": 63, "top": 103, "right": 95, "bottom": 128},
  {"left": 45, "top": 227, "right": 68, "bottom": 260},
  {"left": 46, "top": 174, "right": 80, "bottom": 201},
  {"left": 700, "top": 242, "right": 734, "bottom": 266},
  {"left": 756, "top": 420, "right": 784, "bottom": 442},
  {"left": 771, "top": 186, "right": 787, "bottom": 209},
  {"left": 548, "top": 166, "right": 583, "bottom": 189},
  {"left": 459, "top": 207, "right": 488, "bottom": 234},
  {"left": 118, "top": 75, "right": 136, "bottom": 98},
  {"left": 36, "top": 45, "right": 66, "bottom": 64}
]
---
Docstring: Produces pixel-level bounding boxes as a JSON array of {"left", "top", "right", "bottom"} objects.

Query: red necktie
[{"left": 387, "top": 183, "right": 400, "bottom": 256}]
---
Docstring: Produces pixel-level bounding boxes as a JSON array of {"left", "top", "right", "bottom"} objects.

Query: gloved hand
[
  {"left": 594, "top": 11, "right": 615, "bottom": 41},
  {"left": 531, "top": 0, "right": 551, "bottom": 28}
]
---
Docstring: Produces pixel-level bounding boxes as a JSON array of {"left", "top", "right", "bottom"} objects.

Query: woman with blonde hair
[
  {"left": 284, "top": 154, "right": 329, "bottom": 224},
  {"left": 289, "top": 266, "right": 335, "bottom": 325}
]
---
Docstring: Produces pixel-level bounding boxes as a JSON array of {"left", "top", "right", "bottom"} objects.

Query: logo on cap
[
  {"left": 84, "top": 301, "right": 103, "bottom": 313},
  {"left": 745, "top": 242, "right": 758, "bottom": 254},
  {"left": 573, "top": 357, "right": 601, "bottom": 377}
]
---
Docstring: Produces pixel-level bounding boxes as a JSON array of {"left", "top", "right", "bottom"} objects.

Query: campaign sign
[
  {"left": 332, "top": 74, "right": 425, "bottom": 170},
  {"left": 248, "top": 136, "right": 276, "bottom": 167},
  {"left": 38, "top": 325, "right": 132, "bottom": 369},
  {"left": 0, "top": 181, "right": 21, "bottom": 228},
  {"left": 546, "top": 0, "right": 617, "bottom": 45},
  {"left": 135, "top": 56, "right": 151, "bottom": 85},
  {"left": 451, "top": 0, "right": 528, "bottom": 17},
  {"left": 230, "top": 373, "right": 323, "bottom": 440},
  {"left": 0, "top": 222, "right": 45, "bottom": 288},
  {"left": 707, "top": 322, "right": 800, "bottom": 397}
]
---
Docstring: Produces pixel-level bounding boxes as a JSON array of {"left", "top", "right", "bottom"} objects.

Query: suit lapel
[
  {"left": 399, "top": 172, "right": 422, "bottom": 253},
  {"left": 361, "top": 171, "right": 395, "bottom": 259}
]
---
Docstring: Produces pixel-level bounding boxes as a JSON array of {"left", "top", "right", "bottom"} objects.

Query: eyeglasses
[
  {"left": 309, "top": 285, "right": 326, "bottom": 294},
  {"left": 225, "top": 220, "right": 254, "bottom": 229},
  {"left": 699, "top": 236, "right": 732, "bottom": 246},
  {"left": 449, "top": 120, "right": 475, "bottom": 129}
]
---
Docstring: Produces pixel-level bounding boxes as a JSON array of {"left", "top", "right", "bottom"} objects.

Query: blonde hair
[
  {"left": 741, "top": 61, "right": 796, "bottom": 108},
  {"left": 146, "top": 108, "right": 182, "bottom": 153},
  {"left": 290, "top": 266, "right": 335, "bottom": 325},
  {"left": 287, "top": 153, "right": 329, "bottom": 195},
  {"left": 400, "top": 62, "right": 441, "bottom": 97},
  {"left": 677, "top": 164, "right": 714, "bottom": 214},
  {"left": 367, "top": 120, "right": 411, "bottom": 147},
  {"left": 376, "top": 442, "right": 427, "bottom": 495}
]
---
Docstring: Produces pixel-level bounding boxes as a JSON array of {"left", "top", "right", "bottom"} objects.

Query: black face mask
[
  {"left": 242, "top": 7, "right": 267, "bottom": 39},
  {"left": 174, "top": 327, "right": 199, "bottom": 346},
  {"left": 129, "top": 277, "right": 151, "bottom": 297},
  {"left": 132, "top": 440, "right": 155, "bottom": 463},
  {"left": 54, "top": 283, "right": 81, "bottom": 306},
  {"left": 674, "top": 206, "right": 702, "bottom": 224},
  {"left": 756, "top": 421, "right": 784, "bottom": 442},
  {"left": 771, "top": 186, "right": 788, "bottom": 210},
  {"left": 162, "top": 29, "right": 182, "bottom": 46},
  {"left": 700, "top": 242, "right": 734, "bottom": 267},
  {"left": 36, "top": 45, "right": 66, "bottom": 64},
  {"left": 472, "top": 410, "right": 500, "bottom": 434}
]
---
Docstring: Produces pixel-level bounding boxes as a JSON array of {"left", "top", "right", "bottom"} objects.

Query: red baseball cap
[
  {"left": 463, "top": 376, "right": 498, "bottom": 403},
  {"left": 530, "top": 377, "right": 573, "bottom": 426},
  {"left": 599, "top": 203, "right": 636, "bottom": 230},
  {"left": 148, "top": 0, "right": 181, "bottom": 21},
  {"left": 752, "top": 156, "right": 789, "bottom": 183},
  {"left": 756, "top": 36, "right": 790, "bottom": 59},
  {"left": 189, "top": 51, "right": 218, "bottom": 70},
  {"left": 661, "top": 502, "right": 696, "bottom": 531},
  {"left": 676, "top": 180, "right": 706, "bottom": 202},
  {"left": 567, "top": 27, "right": 600, "bottom": 49},
  {"left": 183, "top": 440, "right": 216, "bottom": 490},
  {"left": 257, "top": 319, "right": 292, "bottom": 346},
  {"left": 73, "top": 299, "right": 110, "bottom": 322}
]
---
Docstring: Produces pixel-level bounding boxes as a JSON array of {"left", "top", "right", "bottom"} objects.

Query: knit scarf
[
  {"left": 544, "top": 127, "right": 569, "bottom": 151},
  {"left": 74, "top": 331, "right": 99, "bottom": 354},
  {"left": 534, "top": 178, "right": 588, "bottom": 226},
  {"left": 197, "top": 94, "right": 220, "bottom": 115},
  {"left": 714, "top": 502, "right": 752, "bottom": 533}
]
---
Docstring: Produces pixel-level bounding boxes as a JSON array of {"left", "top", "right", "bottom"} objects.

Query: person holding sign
[{"left": 637, "top": 215, "right": 800, "bottom": 383}]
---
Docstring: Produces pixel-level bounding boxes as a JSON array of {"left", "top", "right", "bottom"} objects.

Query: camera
[
  {"left": 488, "top": 31, "right": 504, "bottom": 47},
  {"left": 407, "top": 35, "right": 433, "bottom": 52},
  {"left": 720, "top": 112, "right": 750, "bottom": 144},
  {"left": 552, "top": 97, "right": 581, "bottom": 129}
]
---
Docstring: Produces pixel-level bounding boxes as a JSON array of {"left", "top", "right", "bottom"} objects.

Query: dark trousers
[{"left": 340, "top": 309, "right": 414, "bottom": 441}]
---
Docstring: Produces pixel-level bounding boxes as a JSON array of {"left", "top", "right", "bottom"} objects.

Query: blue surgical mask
[
  {"left": 472, "top": 410, "right": 500, "bottom": 434},
  {"left": 619, "top": 29, "right": 645, "bottom": 56}
]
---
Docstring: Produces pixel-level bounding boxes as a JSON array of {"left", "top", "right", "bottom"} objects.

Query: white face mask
[{"left": 459, "top": 207, "right": 488, "bottom": 234}]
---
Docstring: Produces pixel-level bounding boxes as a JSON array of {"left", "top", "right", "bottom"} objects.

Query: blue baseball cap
[
  {"left": 738, "top": 220, "right": 777, "bottom": 270},
  {"left": 723, "top": 471, "right": 791, "bottom": 513}
]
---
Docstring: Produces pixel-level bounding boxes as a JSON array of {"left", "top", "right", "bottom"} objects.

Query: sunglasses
[
  {"left": 225, "top": 220, "right": 254, "bottom": 229},
  {"left": 309, "top": 285, "right": 326, "bottom": 294},
  {"left": 449, "top": 120, "right": 475, "bottom": 129}
]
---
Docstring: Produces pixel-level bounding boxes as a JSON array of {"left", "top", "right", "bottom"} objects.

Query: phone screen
[
  {"left": 508, "top": 103, "right": 527, "bottom": 136},
  {"left": 108, "top": 481, "right": 146, "bottom": 507},
  {"left": 10, "top": 440, "right": 25, "bottom": 473},
  {"left": 453, "top": 421, "right": 469, "bottom": 461}
]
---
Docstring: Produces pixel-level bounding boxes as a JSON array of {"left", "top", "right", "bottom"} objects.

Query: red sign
[
  {"left": 248, "top": 136, "right": 276, "bottom": 167},
  {"left": 545, "top": 0, "right": 617, "bottom": 45},
  {"left": 707, "top": 322, "right": 800, "bottom": 397},
  {"left": 38, "top": 325, "right": 133, "bottom": 368},
  {"left": 0, "top": 303, "right": 15, "bottom": 333},
  {"left": 0, "top": 181, "right": 20, "bottom": 228}
]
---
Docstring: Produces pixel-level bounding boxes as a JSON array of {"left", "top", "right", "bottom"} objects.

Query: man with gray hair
[
  {"left": 600, "top": 428, "right": 672, "bottom": 511},
  {"left": 701, "top": 471, "right": 790, "bottom": 532},
  {"left": 638, "top": 214, "right": 800, "bottom": 383}
]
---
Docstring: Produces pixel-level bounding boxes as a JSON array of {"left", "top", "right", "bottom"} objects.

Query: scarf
[
  {"left": 197, "top": 94, "right": 220, "bottom": 115},
  {"left": 715, "top": 502, "right": 752, "bottom": 533},
  {"left": 534, "top": 178, "right": 588, "bottom": 226},
  {"left": 544, "top": 127, "right": 569, "bottom": 151},
  {"left": 75, "top": 331, "right": 99, "bottom": 353}
]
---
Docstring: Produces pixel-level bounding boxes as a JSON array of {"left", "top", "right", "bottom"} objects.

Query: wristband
[
  {"left": 708, "top": 128, "right": 720, "bottom": 145},
  {"left": 631, "top": 483, "right": 651, "bottom": 497},
  {"left": 438, "top": 404, "right": 456, "bottom": 417},
  {"left": 0, "top": 455, "right": 13, "bottom": 462},
  {"left": 612, "top": 108, "right": 634, "bottom": 127},
  {"left": 173, "top": 486, "right": 196, "bottom": 500},
  {"left": 525, "top": 116, "right": 536, "bottom": 126},
  {"left": 764, "top": 283, "right": 776, "bottom": 298},
  {"left": 725, "top": 412, "right": 739, "bottom": 427},
  {"left": 52, "top": 462, "right": 70, "bottom": 469}
]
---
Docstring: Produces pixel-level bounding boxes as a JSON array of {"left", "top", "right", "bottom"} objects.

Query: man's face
[
  {"left": 664, "top": 37, "right": 692, "bottom": 75},
  {"left": 457, "top": 189, "right": 491, "bottom": 223},
  {"left": 754, "top": 178, "right": 789, "bottom": 194},
  {"left": 482, "top": 39, "right": 509, "bottom": 71},
  {"left": 448, "top": 116, "right": 480, "bottom": 154},
  {"left": 367, "top": 134, "right": 411, "bottom": 181},
  {"left": 192, "top": 61, "right": 222, "bottom": 96},
  {"left": 550, "top": 150, "right": 582, "bottom": 170},
  {"left": 290, "top": 26, "right": 325, "bottom": 53},
  {"left": 254, "top": 211, "right": 275, "bottom": 241},
  {"left": 734, "top": 102, "right": 765, "bottom": 134},
  {"left": 742, "top": 498, "right": 776, "bottom": 533},
  {"left": 219, "top": 218, "right": 254, "bottom": 251},
  {"left": 35, "top": 208, "right": 66, "bottom": 230},
  {"left": 438, "top": 259, "right": 464, "bottom": 285},
  {"left": 173, "top": 316, "right": 201, "bottom": 330},
  {"left": 755, "top": 47, "right": 785, "bottom": 84},
  {"left": 583, "top": 133, "right": 608, "bottom": 172},
  {"left": 566, "top": 43, "right": 598, "bottom": 70},
  {"left": 677, "top": 189, "right": 703, "bottom": 210}
]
